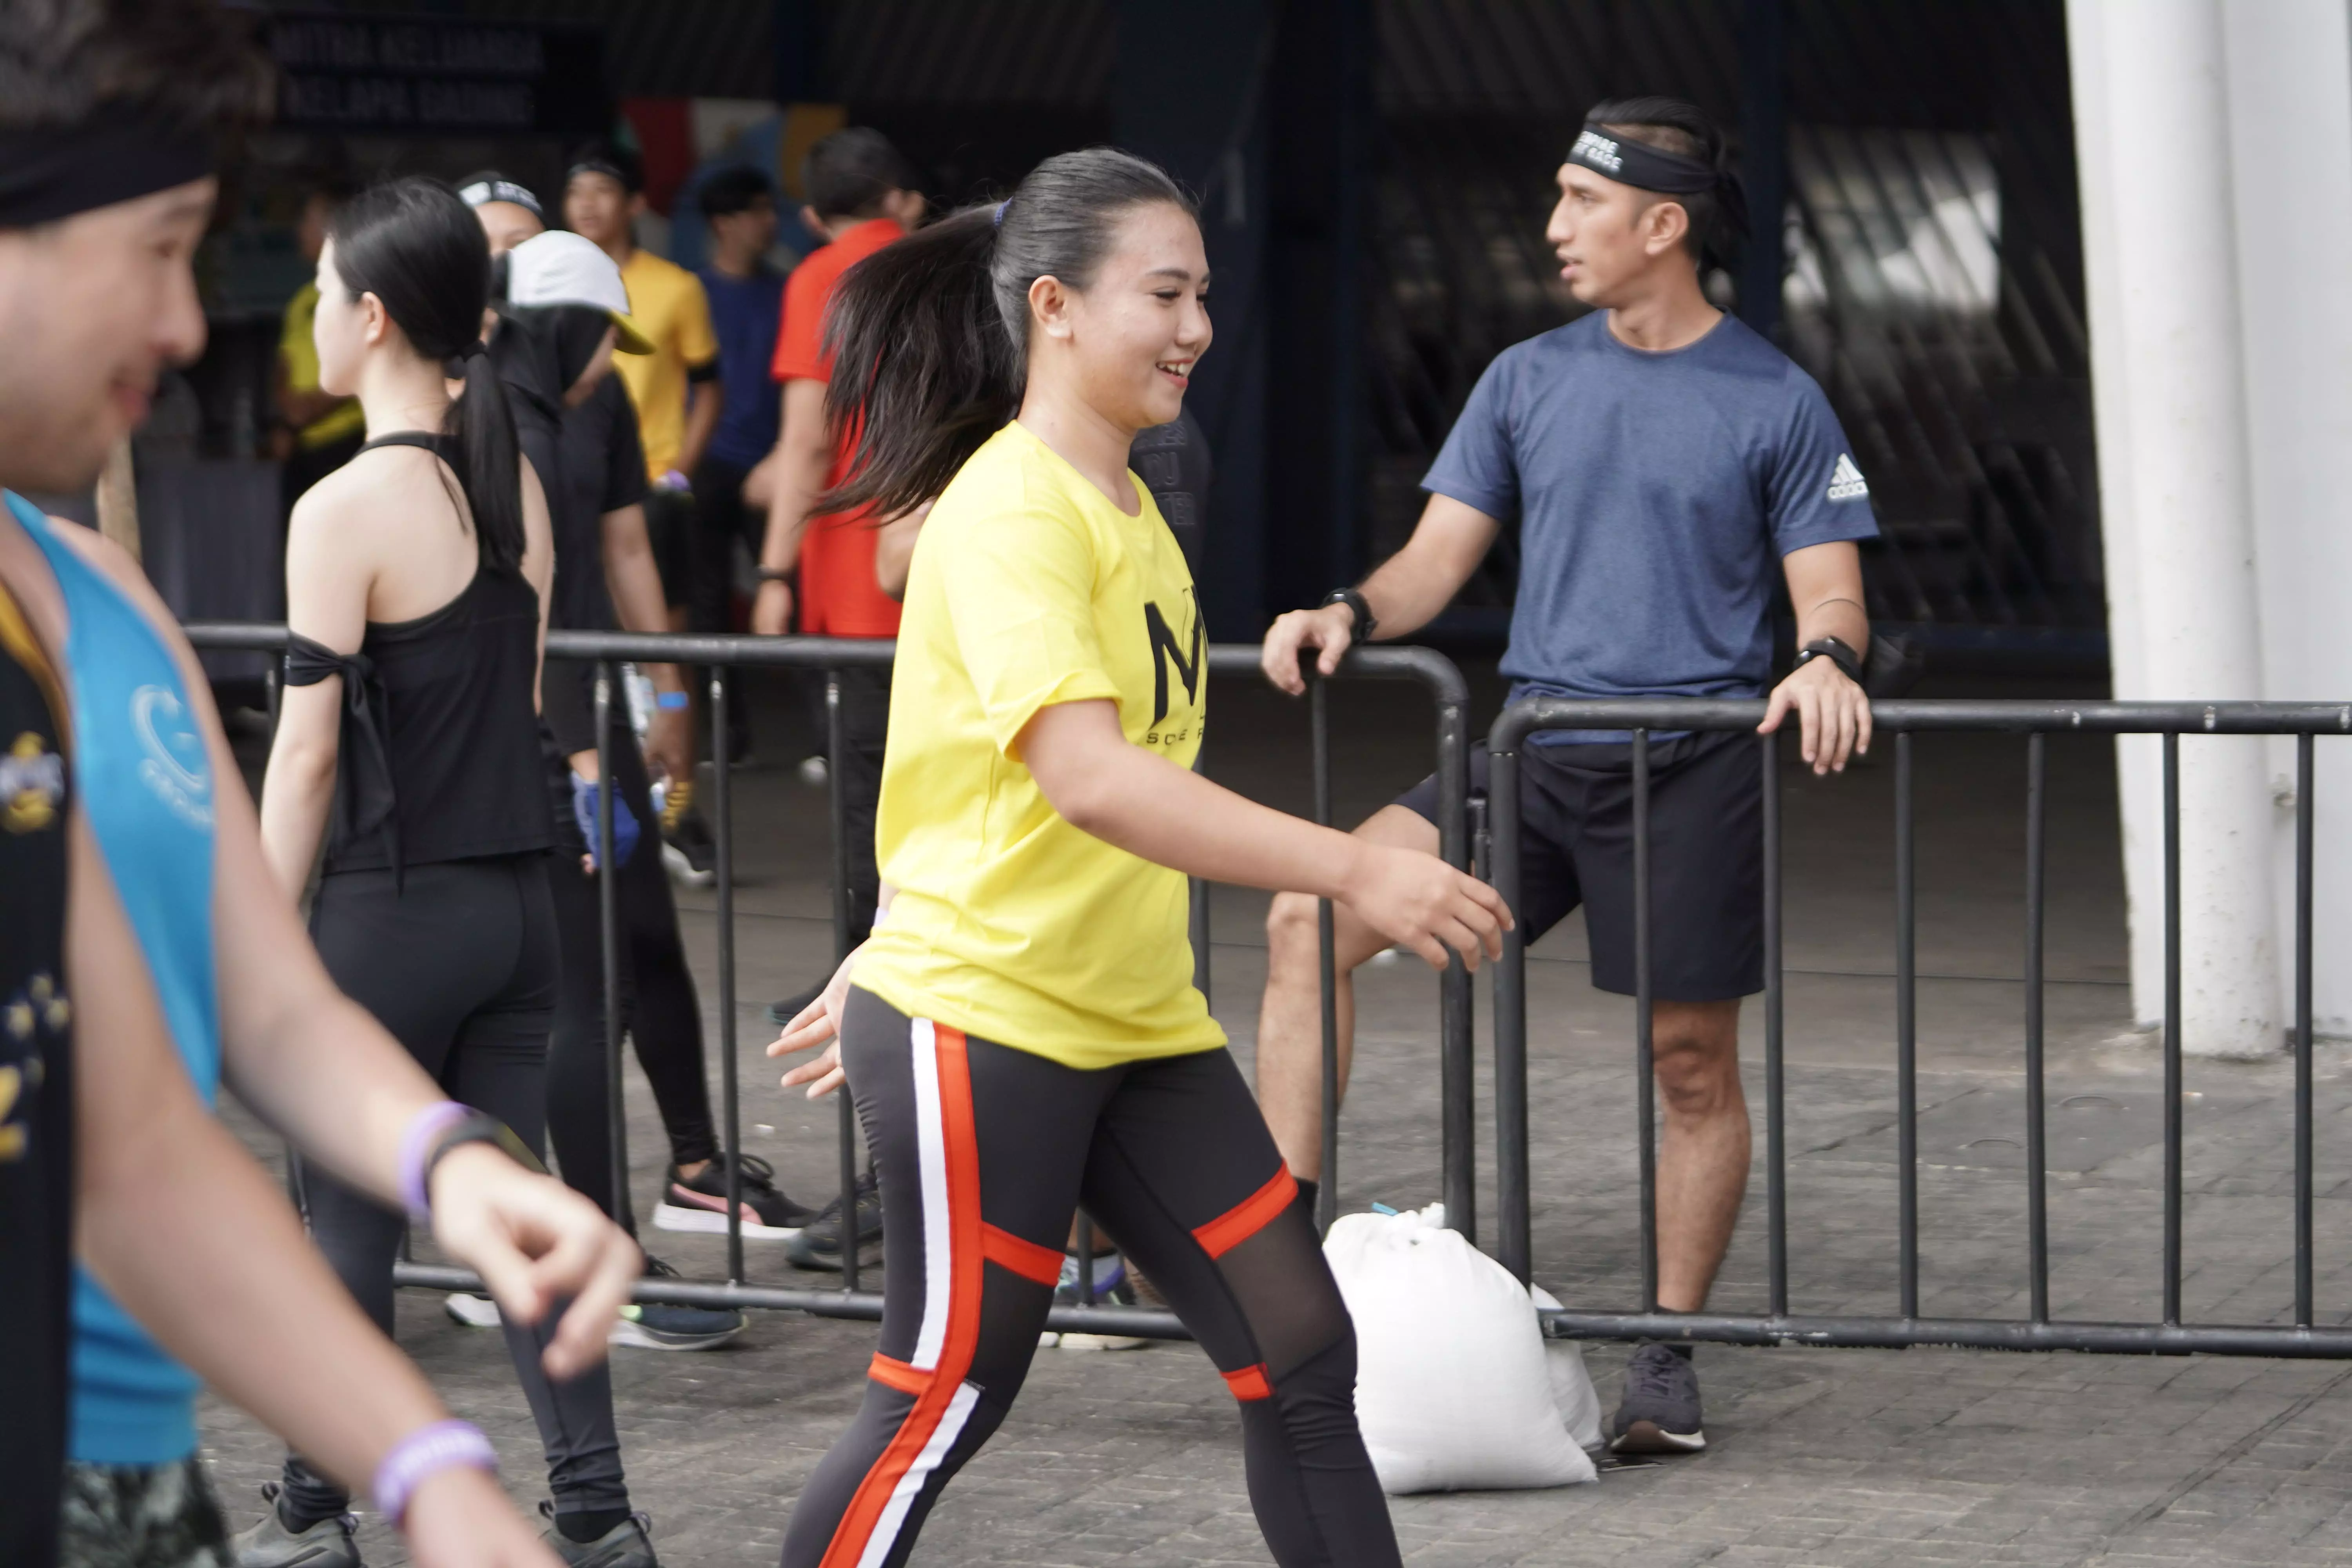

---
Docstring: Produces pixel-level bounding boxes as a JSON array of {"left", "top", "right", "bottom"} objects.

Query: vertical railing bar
[
  {"left": 1633, "top": 728, "right": 1657, "bottom": 1315},
  {"left": 2163, "top": 731, "right": 2183, "bottom": 1327},
  {"left": 1896, "top": 730, "right": 1919, "bottom": 1319},
  {"left": 828, "top": 671, "right": 860, "bottom": 1294},
  {"left": 1436, "top": 688, "right": 1475, "bottom": 1242},
  {"left": 594, "top": 662, "right": 633, "bottom": 1234},
  {"left": 1077, "top": 1213, "right": 1097, "bottom": 1308},
  {"left": 1762, "top": 728, "right": 1787, "bottom": 1317},
  {"left": 2296, "top": 731, "right": 2316, "bottom": 1328},
  {"left": 1493, "top": 736, "right": 1531, "bottom": 1286},
  {"left": 2025, "top": 731, "right": 2049, "bottom": 1324},
  {"left": 712, "top": 665, "right": 744, "bottom": 1283},
  {"left": 1312, "top": 671, "right": 1339, "bottom": 1237}
]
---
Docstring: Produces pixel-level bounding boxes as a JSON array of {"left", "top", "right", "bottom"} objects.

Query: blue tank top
[{"left": 6, "top": 494, "right": 220, "bottom": 1465}]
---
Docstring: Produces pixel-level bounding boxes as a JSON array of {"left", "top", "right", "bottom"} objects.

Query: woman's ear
[
  {"left": 359, "top": 291, "right": 393, "bottom": 349},
  {"left": 1029, "top": 274, "right": 1074, "bottom": 341}
]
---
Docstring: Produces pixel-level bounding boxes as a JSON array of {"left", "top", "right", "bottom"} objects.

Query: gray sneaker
[
  {"left": 1606, "top": 1342, "right": 1706, "bottom": 1454},
  {"left": 540, "top": 1504, "right": 661, "bottom": 1568},
  {"left": 230, "top": 1484, "right": 361, "bottom": 1568}
]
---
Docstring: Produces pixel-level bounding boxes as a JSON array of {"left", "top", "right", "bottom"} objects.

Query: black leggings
[
  {"left": 780, "top": 988, "right": 1399, "bottom": 1568},
  {"left": 545, "top": 714, "right": 717, "bottom": 1225},
  {"left": 286, "top": 855, "right": 628, "bottom": 1523}
]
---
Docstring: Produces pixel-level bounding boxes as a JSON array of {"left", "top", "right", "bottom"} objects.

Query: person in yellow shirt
[
  {"left": 561, "top": 140, "right": 720, "bottom": 631},
  {"left": 272, "top": 175, "right": 365, "bottom": 523},
  {"left": 766, "top": 148, "right": 1512, "bottom": 1568}
]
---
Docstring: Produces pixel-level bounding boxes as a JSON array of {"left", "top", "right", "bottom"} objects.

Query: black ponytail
[
  {"left": 327, "top": 176, "right": 525, "bottom": 574},
  {"left": 821, "top": 147, "right": 1194, "bottom": 519}
]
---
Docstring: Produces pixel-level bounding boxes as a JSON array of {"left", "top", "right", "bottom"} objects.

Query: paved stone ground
[{"left": 198, "top": 667, "right": 2352, "bottom": 1565}]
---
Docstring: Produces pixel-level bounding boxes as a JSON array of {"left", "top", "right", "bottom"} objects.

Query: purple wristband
[
  {"left": 373, "top": 1419, "right": 497, "bottom": 1528},
  {"left": 397, "top": 1101, "right": 469, "bottom": 1221}
]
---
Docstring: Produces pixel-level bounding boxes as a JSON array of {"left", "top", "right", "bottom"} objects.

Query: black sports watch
[
  {"left": 1321, "top": 587, "right": 1377, "bottom": 643},
  {"left": 1792, "top": 635, "right": 1863, "bottom": 685},
  {"left": 422, "top": 1109, "right": 547, "bottom": 1202}
]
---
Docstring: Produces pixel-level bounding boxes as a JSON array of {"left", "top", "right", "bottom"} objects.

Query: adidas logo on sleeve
[{"left": 1826, "top": 453, "right": 1870, "bottom": 502}]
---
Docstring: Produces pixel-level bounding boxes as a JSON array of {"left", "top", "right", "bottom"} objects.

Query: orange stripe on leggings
[
  {"left": 867, "top": 1354, "right": 930, "bottom": 1396},
  {"left": 981, "top": 1224, "right": 1065, "bottom": 1287},
  {"left": 1192, "top": 1167, "right": 1298, "bottom": 1259},
  {"left": 1221, "top": 1363, "right": 1273, "bottom": 1401},
  {"left": 819, "top": 1025, "right": 985, "bottom": 1568}
]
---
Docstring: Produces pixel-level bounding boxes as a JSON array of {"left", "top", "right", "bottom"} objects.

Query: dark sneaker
[
  {"left": 782, "top": 1167, "right": 884, "bottom": 1272},
  {"left": 1042, "top": 1252, "right": 1149, "bottom": 1352},
  {"left": 611, "top": 1256, "right": 746, "bottom": 1351},
  {"left": 765, "top": 977, "right": 828, "bottom": 1029},
  {"left": 1607, "top": 1342, "right": 1706, "bottom": 1454},
  {"left": 653, "top": 1152, "right": 821, "bottom": 1240},
  {"left": 539, "top": 1503, "right": 661, "bottom": 1568},
  {"left": 659, "top": 802, "right": 717, "bottom": 888},
  {"left": 231, "top": 1483, "right": 360, "bottom": 1568}
]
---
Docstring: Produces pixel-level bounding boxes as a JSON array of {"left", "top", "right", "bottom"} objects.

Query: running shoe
[
  {"left": 1040, "top": 1252, "right": 1149, "bottom": 1352},
  {"left": 1606, "top": 1342, "right": 1706, "bottom": 1454},
  {"left": 230, "top": 1483, "right": 360, "bottom": 1568},
  {"left": 659, "top": 802, "right": 717, "bottom": 888},
  {"left": 442, "top": 1290, "right": 501, "bottom": 1328},
  {"left": 764, "top": 976, "right": 828, "bottom": 1030},
  {"left": 652, "top": 1152, "right": 820, "bottom": 1240},
  {"left": 612, "top": 1256, "right": 746, "bottom": 1350},
  {"left": 539, "top": 1503, "right": 661, "bottom": 1568},
  {"left": 781, "top": 1167, "right": 884, "bottom": 1272}
]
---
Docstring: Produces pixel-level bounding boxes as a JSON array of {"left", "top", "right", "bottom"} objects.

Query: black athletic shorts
[{"left": 1397, "top": 731, "right": 1764, "bottom": 1001}]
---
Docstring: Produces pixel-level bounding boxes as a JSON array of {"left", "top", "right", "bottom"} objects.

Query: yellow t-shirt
[
  {"left": 611, "top": 248, "right": 718, "bottom": 480},
  {"left": 855, "top": 422, "right": 1222, "bottom": 1069},
  {"left": 277, "top": 283, "right": 365, "bottom": 450}
]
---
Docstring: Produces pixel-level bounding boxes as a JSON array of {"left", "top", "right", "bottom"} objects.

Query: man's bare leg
[
  {"left": 1650, "top": 997, "right": 1748, "bottom": 1311},
  {"left": 1255, "top": 805, "right": 1441, "bottom": 1181}
]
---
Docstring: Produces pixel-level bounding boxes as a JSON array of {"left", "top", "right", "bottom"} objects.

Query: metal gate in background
[
  {"left": 1488, "top": 695, "right": 2352, "bottom": 1357},
  {"left": 185, "top": 622, "right": 1472, "bottom": 1343}
]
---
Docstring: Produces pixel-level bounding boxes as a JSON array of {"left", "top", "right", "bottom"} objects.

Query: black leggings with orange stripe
[{"left": 781, "top": 987, "right": 1400, "bottom": 1568}]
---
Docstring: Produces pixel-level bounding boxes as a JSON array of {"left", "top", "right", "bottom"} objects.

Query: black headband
[
  {"left": 565, "top": 159, "right": 635, "bottom": 194},
  {"left": 0, "top": 114, "right": 214, "bottom": 228},
  {"left": 458, "top": 177, "right": 544, "bottom": 221},
  {"left": 1566, "top": 122, "right": 1749, "bottom": 240}
]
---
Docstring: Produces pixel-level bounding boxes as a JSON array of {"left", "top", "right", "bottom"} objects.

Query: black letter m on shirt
[{"left": 1145, "top": 599, "right": 1203, "bottom": 728}]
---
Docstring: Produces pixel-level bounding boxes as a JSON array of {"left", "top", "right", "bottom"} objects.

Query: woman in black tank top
[{"left": 252, "top": 178, "right": 660, "bottom": 1567}]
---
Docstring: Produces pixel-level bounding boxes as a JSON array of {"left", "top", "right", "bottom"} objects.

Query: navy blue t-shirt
[
  {"left": 1425, "top": 310, "right": 1877, "bottom": 740},
  {"left": 699, "top": 264, "right": 783, "bottom": 472}
]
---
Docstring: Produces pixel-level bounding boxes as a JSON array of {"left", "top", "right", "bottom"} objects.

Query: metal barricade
[
  {"left": 185, "top": 622, "right": 1471, "bottom": 1341},
  {"left": 1488, "top": 696, "right": 2352, "bottom": 1357}
]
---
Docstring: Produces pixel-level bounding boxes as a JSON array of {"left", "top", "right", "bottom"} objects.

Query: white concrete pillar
[
  {"left": 2219, "top": 0, "right": 2352, "bottom": 1038},
  {"left": 2068, "top": 0, "right": 2279, "bottom": 1055}
]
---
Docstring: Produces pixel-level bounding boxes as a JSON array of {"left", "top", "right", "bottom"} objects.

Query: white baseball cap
[{"left": 503, "top": 229, "right": 653, "bottom": 354}]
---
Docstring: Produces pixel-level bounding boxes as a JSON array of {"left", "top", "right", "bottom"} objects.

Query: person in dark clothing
[{"left": 251, "top": 175, "right": 656, "bottom": 1568}]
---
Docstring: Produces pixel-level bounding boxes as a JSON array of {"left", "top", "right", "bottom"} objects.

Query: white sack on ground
[
  {"left": 1530, "top": 1285, "right": 1604, "bottom": 1454},
  {"left": 1325, "top": 1203, "right": 1598, "bottom": 1494}
]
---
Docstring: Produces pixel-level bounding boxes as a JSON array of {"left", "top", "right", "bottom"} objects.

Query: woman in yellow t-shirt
[{"left": 768, "top": 149, "right": 1511, "bottom": 1568}]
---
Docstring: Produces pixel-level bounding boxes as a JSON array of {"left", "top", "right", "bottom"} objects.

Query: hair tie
[{"left": 993, "top": 201, "right": 1007, "bottom": 228}]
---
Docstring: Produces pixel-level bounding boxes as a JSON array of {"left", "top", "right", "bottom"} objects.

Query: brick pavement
[{"left": 198, "top": 673, "right": 2352, "bottom": 1564}]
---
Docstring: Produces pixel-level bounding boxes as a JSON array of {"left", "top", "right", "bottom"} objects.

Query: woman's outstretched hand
[
  {"left": 768, "top": 944, "right": 862, "bottom": 1098},
  {"left": 1338, "top": 844, "right": 1513, "bottom": 970}
]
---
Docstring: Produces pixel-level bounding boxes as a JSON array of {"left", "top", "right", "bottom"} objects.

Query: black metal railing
[
  {"left": 1488, "top": 695, "right": 2352, "bottom": 1357},
  {"left": 185, "top": 622, "right": 1472, "bottom": 1342}
]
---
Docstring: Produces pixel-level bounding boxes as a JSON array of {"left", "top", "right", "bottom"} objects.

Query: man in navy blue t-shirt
[
  {"left": 1258, "top": 96, "right": 1878, "bottom": 1455},
  {"left": 691, "top": 164, "right": 785, "bottom": 648}
]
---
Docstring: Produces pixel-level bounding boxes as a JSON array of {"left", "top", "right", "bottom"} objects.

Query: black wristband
[
  {"left": 1321, "top": 587, "right": 1376, "bottom": 642},
  {"left": 756, "top": 566, "right": 793, "bottom": 584},
  {"left": 1794, "top": 635, "right": 1862, "bottom": 684}
]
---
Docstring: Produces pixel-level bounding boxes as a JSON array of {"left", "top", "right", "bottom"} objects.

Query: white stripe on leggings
[
  {"left": 857, "top": 1380, "right": 981, "bottom": 1568},
  {"left": 908, "top": 1018, "right": 953, "bottom": 1372}
]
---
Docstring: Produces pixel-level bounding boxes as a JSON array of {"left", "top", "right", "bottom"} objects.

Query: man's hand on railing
[
  {"left": 769, "top": 943, "right": 860, "bottom": 1098},
  {"left": 1759, "top": 655, "right": 1873, "bottom": 775},
  {"left": 1261, "top": 602, "right": 1356, "bottom": 695}
]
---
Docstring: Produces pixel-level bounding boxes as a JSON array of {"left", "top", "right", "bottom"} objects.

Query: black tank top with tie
[{"left": 283, "top": 432, "right": 554, "bottom": 882}]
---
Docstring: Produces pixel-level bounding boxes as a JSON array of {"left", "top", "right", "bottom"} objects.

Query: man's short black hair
[
  {"left": 698, "top": 163, "right": 774, "bottom": 221},
  {"left": 1583, "top": 95, "right": 1730, "bottom": 265},
  {"left": 802, "top": 127, "right": 917, "bottom": 221},
  {"left": 0, "top": 0, "right": 273, "bottom": 134},
  {"left": 566, "top": 136, "right": 643, "bottom": 196}
]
